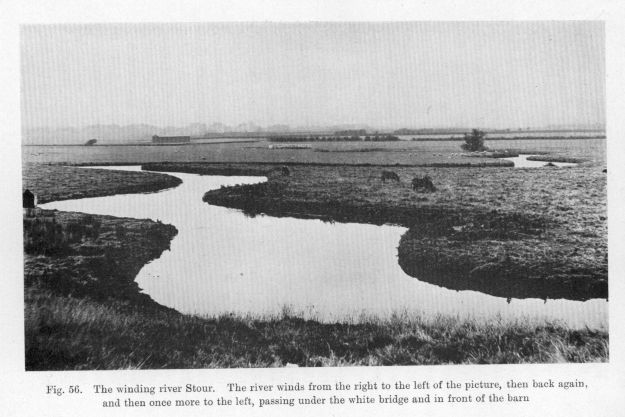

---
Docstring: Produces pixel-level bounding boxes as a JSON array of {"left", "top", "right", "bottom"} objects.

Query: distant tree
[
  {"left": 84, "top": 138, "right": 97, "bottom": 146},
  {"left": 461, "top": 129, "right": 487, "bottom": 152}
]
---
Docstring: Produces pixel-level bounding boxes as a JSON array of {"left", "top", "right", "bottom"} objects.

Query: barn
[
  {"left": 23, "top": 190, "right": 55, "bottom": 221},
  {"left": 23, "top": 189, "right": 35, "bottom": 209},
  {"left": 152, "top": 135, "right": 191, "bottom": 144}
]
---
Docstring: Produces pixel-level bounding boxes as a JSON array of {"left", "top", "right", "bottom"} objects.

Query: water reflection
[
  {"left": 503, "top": 154, "right": 578, "bottom": 168},
  {"left": 41, "top": 166, "right": 606, "bottom": 329}
]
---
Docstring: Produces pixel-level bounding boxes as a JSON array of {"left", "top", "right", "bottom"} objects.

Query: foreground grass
[{"left": 25, "top": 287, "right": 608, "bottom": 370}]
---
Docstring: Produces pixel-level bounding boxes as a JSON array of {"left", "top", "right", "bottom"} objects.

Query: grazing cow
[
  {"left": 274, "top": 166, "right": 290, "bottom": 176},
  {"left": 412, "top": 175, "right": 436, "bottom": 192},
  {"left": 381, "top": 170, "right": 400, "bottom": 182}
]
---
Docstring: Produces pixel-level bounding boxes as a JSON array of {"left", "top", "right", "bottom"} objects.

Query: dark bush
[{"left": 461, "top": 129, "right": 487, "bottom": 152}]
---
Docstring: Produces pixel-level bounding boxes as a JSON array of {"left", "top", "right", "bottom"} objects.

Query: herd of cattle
[
  {"left": 270, "top": 164, "right": 605, "bottom": 193},
  {"left": 381, "top": 170, "right": 436, "bottom": 192},
  {"left": 273, "top": 166, "right": 436, "bottom": 192}
]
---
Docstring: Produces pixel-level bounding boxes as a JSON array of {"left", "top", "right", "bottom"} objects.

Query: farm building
[
  {"left": 23, "top": 189, "right": 55, "bottom": 221},
  {"left": 152, "top": 135, "right": 191, "bottom": 144},
  {"left": 23, "top": 189, "right": 36, "bottom": 209}
]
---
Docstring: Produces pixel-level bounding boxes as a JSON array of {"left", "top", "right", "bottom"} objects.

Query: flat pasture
[
  {"left": 23, "top": 138, "right": 606, "bottom": 166},
  {"left": 22, "top": 163, "right": 181, "bottom": 204}
]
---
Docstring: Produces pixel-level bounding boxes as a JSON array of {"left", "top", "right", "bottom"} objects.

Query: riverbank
[
  {"left": 198, "top": 163, "right": 607, "bottom": 300},
  {"left": 23, "top": 163, "right": 182, "bottom": 203},
  {"left": 526, "top": 155, "right": 587, "bottom": 164},
  {"left": 23, "top": 164, "right": 608, "bottom": 369},
  {"left": 24, "top": 209, "right": 179, "bottom": 369}
]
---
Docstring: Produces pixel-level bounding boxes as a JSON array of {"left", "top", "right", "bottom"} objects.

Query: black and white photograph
[
  {"left": 3, "top": 2, "right": 625, "bottom": 414},
  {"left": 20, "top": 21, "right": 608, "bottom": 370}
]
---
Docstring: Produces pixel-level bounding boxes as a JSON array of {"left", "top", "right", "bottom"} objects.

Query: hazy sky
[{"left": 21, "top": 22, "right": 605, "bottom": 129}]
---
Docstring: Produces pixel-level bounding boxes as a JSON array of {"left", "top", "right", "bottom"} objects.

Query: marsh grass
[
  {"left": 22, "top": 163, "right": 181, "bottom": 204},
  {"left": 526, "top": 155, "right": 587, "bottom": 164},
  {"left": 25, "top": 287, "right": 608, "bottom": 370}
]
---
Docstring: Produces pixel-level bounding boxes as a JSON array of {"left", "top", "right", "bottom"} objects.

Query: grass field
[
  {"left": 22, "top": 137, "right": 608, "bottom": 368},
  {"left": 23, "top": 163, "right": 181, "bottom": 204},
  {"left": 23, "top": 138, "right": 606, "bottom": 166}
]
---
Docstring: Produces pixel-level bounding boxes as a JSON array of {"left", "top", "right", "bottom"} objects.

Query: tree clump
[{"left": 461, "top": 129, "right": 487, "bottom": 152}]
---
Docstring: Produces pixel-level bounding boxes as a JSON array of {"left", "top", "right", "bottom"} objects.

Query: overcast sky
[{"left": 21, "top": 22, "right": 604, "bottom": 130}]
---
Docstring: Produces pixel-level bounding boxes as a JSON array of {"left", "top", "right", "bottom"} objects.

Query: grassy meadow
[
  {"left": 23, "top": 137, "right": 608, "bottom": 369},
  {"left": 22, "top": 163, "right": 181, "bottom": 204},
  {"left": 23, "top": 137, "right": 605, "bottom": 166}
]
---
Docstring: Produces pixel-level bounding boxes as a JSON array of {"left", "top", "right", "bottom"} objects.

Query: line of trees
[
  {"left": 334, "top": 129, "right": 367, "bottom": 136},
  {"left": 268, "top": 134, "right": 400, "bottom": 142}
]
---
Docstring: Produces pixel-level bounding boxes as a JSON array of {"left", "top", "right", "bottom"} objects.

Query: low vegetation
[
  {"left": 25, "top": 211, "right": 177, "bottom": 305},
  {"left": 142, "top": 162, "right": 270, "bottom": 177},
  {"left": 26, "top": 287, "right": 608, "bottom": 370},
  {"left": 24, "top": 214, "right": 102, "bottom": 256},
  {"left": 314, "top": 147, "right": 419, "bottom": 153},
  {"left": 268, "top": 144, "right": 311, "bottom": 150},
  {"left": 526, "top": 155, "right": 586, "bottom": 164},
  {"left": 410, "top": 135, "right": 606, "bottom": 142},
  {"left": 24, "top": 138, "right": 605, "bottom": 167},
  {"left": 23, "top": 163, "right": 181, "bottom": 204}
]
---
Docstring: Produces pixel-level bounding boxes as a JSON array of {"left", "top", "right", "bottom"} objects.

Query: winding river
[{"left": 41, "top": 166, "right": 607, "bottom": 329}]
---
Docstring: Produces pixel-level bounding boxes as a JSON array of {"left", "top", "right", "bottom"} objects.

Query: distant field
[{"left": 23, "top": 138, "right": 606, "bottom": 166}]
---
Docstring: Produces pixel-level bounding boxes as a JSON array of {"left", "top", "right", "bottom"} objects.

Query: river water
[
  {"left": 503, "top": 154, "right": 578, "bottom": 168},
  {"left": 41, "top": 166, "right": 607, "bottom": 328}
]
